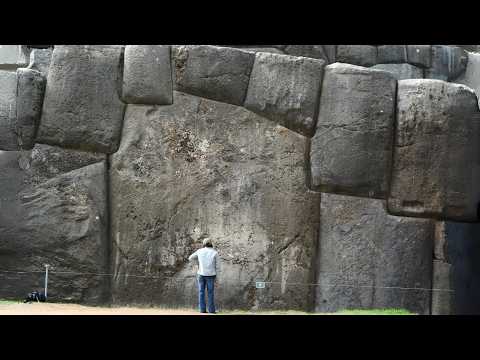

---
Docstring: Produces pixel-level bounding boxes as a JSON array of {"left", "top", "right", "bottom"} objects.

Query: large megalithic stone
[
  {"left": 0, "top": 68, "right": 45, "bottom": 151},
  {"left": 425, "top": 45, "right": 468, "bottom": 81},
  {"left": 0, "top": 45, "right": 29, "bottom": 70},
  {"left": 283, "top": 45, "right": 332, "bottom": 63},
  {"left": 336, "top": 45, "right": 377, "bottom": 67},
  {"left": 37, "top": 45, "right": 126, "bottom": 154},
  {"left": 122, "top": 45, "right": 173, "bottom": 105},
  {"left": 388, "top": 79, "right": 480, "bottom": 222},
  {"left": 315, "top": 193, "right": 434, "bottom": 315},
  {"left": 172, "top": 45, "right": 255, "bottom": 106},
  {"left": 456, "top": 51, "right": 480, "bottom": 107},
  {"left": 244, "top": 52, "right": 325, "bottom": 137},
  {"left": 0, "top": 145, "right": 108, "bottom": 304},
  {"left": 310, "top": 63, "right": 397, "bottom": 199},
  {"left": 110, "top": 92, "right": 320, "bottom": 311},
  {"left": 371, "top": 63, "right": 424, "bottom": 80}
]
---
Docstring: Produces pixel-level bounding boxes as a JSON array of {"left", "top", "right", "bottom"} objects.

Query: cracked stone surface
[
  {"left": 172, "top": 45, "right": 255, "bottom": 106},
  {"left": 0, "top": 70, "right": 18, "bottom": 150},
  {"left": 310, "top": 63, "right": 397, "bottom": 198},
  {"left": 0, "top": 146, "right": 108, "bottom": 304},
  {"left": 110, "top": 91, "right": 320, "bottom": 310},
  {"left": 315, "top": 193, "right": 434, "bottom": 315},
  {"left": 37, "top": 45, "right": 126, "bottom": 154},
  {"left": 388, "top": 79, "right": 480, "bottom": 221},
  {"left": 336, "top": 45, "right": 377, "bottom": 67}
]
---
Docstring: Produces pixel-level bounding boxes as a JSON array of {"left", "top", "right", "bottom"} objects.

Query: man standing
[{"left": 188, "top": 238, "right": 219, "bottom": 314}]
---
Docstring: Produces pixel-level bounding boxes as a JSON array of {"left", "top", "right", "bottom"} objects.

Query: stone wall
[{"left": 1, "top": 44, "right": 479, "bottom": 313}]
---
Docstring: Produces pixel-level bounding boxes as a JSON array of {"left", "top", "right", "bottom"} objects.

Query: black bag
[{"left": 24, "top": 291, "right": 46, "bottom": 303}]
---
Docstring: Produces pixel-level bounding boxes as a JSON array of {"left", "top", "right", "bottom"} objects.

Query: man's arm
[
  {"left": 188, "top": 250, "right": 198, "bottom": 262},
  {"left": 214, "top": 252, "right": 219, "bottom": 276}
]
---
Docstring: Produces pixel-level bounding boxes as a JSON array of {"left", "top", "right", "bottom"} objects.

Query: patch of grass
[
  {"left": 335, "top": 308, "right": 415, "bottom": 315},
  {"left": 0, "top": 299, "right": 20, "bottom": 305}
]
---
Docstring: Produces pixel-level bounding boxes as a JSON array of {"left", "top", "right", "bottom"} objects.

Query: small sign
[{"left": 256, "top": 281, "right": 266, "bottom": 289}]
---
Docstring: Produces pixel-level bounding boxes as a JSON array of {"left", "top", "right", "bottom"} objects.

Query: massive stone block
[
  {"left": 425, "top": 45, "right": 468, "bottom": 81},
  {"left": 37, "top": 45, "right": 126, "bottom": 154},
  {"left": 0, "top": 71, "right": 18, "bottom": 150},
  {"left": 173, "top": 45, "right": 255, "bottom": 106},
  {"left": 431, "top": 222, "right": 480, "bottom": 315},
  {"left": 407, "top": 45, "right": 431, "bottom": 68},
  {"left": 122, "top": 45, "right": 173, "bottom": 105},
  {"left": 388, "top": 80, "right": 480, "bottom": 221},
  {"left": 244, "top": 52, "right": 325, "bottom": 137},
  {"left": 310, "top": 63, "right": 397, "bottom": 199},
  {"left": 110, "top": 92, "right": 320, "bottom": 311},
  {"left": 336, "top": 45, "right": 377, "bottom": 67},
  {"left": 377, "top": 45, "right": 408, "bottom": 64},
  {"left": 315, "top": 193, "right": 434, "bottom": 315},
  {"left": 0, "top": 146, "right": 108, "bottom": 303},
  {"left": 16, "top": 69, "right": 46, "bottom": 150},
  {"left": 284, "top": 45, "right": 331, "bottom": 63},
  {"left": 456, "top": 51, "right": 480, "bottom": 106},
  {"left": 28, "top": 48, "right": 53, "bottom": 76},
  {"left": 371, "top": 63, "right": 423, "bottom": 80},
  {"left": 0, "top": 45, "right": 29, "bottom": 69}
]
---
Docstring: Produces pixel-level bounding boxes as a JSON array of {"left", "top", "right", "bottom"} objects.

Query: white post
[{"left": 44, "top": 264, "right": 50, "bottom": 300}]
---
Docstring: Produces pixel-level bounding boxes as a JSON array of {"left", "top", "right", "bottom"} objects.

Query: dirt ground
[{"left": 0, "top": 302, "right": 204, "bottom": 315}]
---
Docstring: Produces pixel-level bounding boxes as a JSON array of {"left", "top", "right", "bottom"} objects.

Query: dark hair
[{"left": 203, "top": 238, "right": 213, "bottom": 248}]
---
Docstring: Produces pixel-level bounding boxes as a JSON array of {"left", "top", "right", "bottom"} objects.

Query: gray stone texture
[
  {"left": 173, "top": 45, "right": 255, "bottom": 106},
  {"left": 425, "top": 45, "right": 468, "bottom": 81},
  {"left": 110, "top": 92, "right": 320, "bottom": 311},
  {"left": 377, "top": 45, "right": 408, "bottom": 64},
  {"left": 0, "top": 70, "right": 18, "bottom": 150},
  {"left": 315, "top": 193, "right": 434, "bottom": 315},
  {"left": 241, "top": 48, "right": 285, "bottom": 54},
  {"left": 28, "top": 48, "right": 53, "bottom": 76},
  {"left": 406, "top": 45, "right": 431, "bottom": 68},
  {"left": 371, "top": 63, "right": 424, "bottom": 80},
  {"left": 244, "top": 52, "right": 325, "bottom": 137},
  {"left": 336, "top": 45, "right": 377, "bottom": 67},
  {"left": 456, "top": 51, "right": 480, "bottom": 107},
  {"left": 122, "top": 45, "right": 173, "bottom": 105},
  {"left": 16, "top": 69, "right": 46, "bottom": 150},
  {"left": 0, "top": 45, "right": 29, "bottom": 70},
  {"left": 388, "top": 79, "right": 480, "bottom": 222},
  {"left": 310, "top": 63, "right": 397, "bottom": 199},
  {"left": 284, "top": 45, "right": 331, "bottom": 63},
  {"left": 0, "top": 146, "right": 108, "bottom": 304},
  {"left": 431, "top": 260, "right": 453, "bottom": 315},
  {"left": 37, "top": 45, "right": 126, "bottom": 154}
]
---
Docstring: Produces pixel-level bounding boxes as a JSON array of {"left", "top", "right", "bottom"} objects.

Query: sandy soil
[{"left": 0, "top": 302, "right": 204, "bottom": 315}]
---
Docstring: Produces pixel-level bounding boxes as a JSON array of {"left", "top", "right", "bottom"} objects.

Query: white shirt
[{"left": 188, "top": 247, "right": 219, "bottom": 276}]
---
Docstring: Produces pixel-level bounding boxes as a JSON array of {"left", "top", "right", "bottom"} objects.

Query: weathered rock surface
[
  {"left": 431, "top": 222, "right": 480, "bottom": 315},
  {"left": 0, "top": 147, "right": 108, "bottom": 304},
  {"left": 284, "top": 45, "right": 331, "bottom": 63},
  {"left": 310, "top": 63, "right": 397, "bottom": 198},
  {"left": 377, "top": 45, "right": 408, "bottom": 64},
  {"left": 425, "top": 45, "right": 468, "bottom": 81},
  {"left": 122, "top": 45, "right": 173, "bottom": 105},
  {"left": 388, "top": 79, "right": 480, "bottom": 221},
  {"left": 407, "top": 45, "right": 431, "bottom": 68},
  {"left": 37, "top": 45, "right": 126, "bottom": 154},
  {"left": 28, "top": 48, "right": 53, "bottom": 76},
  {"left": 110, "top": 92, "right": 320, "bottom": 310},
  {"left": 173, "top": 45, "right": 255, "bottom": 106},
  {"left": 16, "top": 69, "right": 46, "bottom": 150},
  {"left": 336, "top": 45, "right": 377, "bottom": 67},
  {"left": 315, "top": 193, "right": 434, "bottom": 315},
  {"left": 244, "top": 52, "right": 325, "bottom": 137},
  {"left": 241, "top": 47, "right": 285, "bottom": 54},
  {"left": 0, "top": 45, "right": 29, "bottom": 69},
  {"left": 371, "top": 63, "right": 424, "bottom": 80},
  {"left": 456, "top": 51, "right": 480, "bottom": 106},
  {"left": 0, "top": 70, "right": 18, "bottom": 150}
]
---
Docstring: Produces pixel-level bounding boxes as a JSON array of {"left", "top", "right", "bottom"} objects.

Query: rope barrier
[{"left": 0, "top": 269, "right": 455, "bottom": 293}]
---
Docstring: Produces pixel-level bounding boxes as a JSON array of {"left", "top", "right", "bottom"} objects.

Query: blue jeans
[{"left": 197, "top": 275, "right": 216, "bottom": 313}]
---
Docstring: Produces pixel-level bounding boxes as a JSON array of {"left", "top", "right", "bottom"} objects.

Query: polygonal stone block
[
  {"left": 173, "top": 45, "right": 255, "bottom": 106},
  {"left": 336, "top": 45, "right": 377, "bottom": 67},
  {"left": 122, "top": 45, "right": 173, "bottom": 105},
  {"left": 0, "top": 70, "right": 18, "bottom": 150},
  {"left": 37, "top": 45, "right": 126, "bottom": 154},
  {"left": 310, "top": 63, "right": 397, "bottom": 198},
  {"left": 371, "top": 63, "right": 424, "bottom": 80},
  {"left": 377, "top": 45, "right": 408, "bottom": 64},
  {"left": 406, "top": 45, "right": 431, "bottom": 68},
  {"left": 244, "top": 52, "right": 325, "bottom": 137},
  {"left": 388, "top": 79, "right": 480, "bottom": 222},
  {"left": 0, "top": 45, "right": 29, "bottom": 69},
  {"left": 425, "top": 45, "right": 468, "bottom": 81}
]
